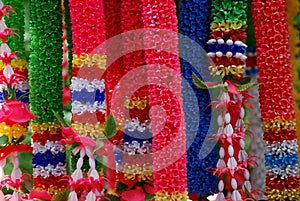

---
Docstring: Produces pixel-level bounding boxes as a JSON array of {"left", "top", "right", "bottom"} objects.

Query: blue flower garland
[{"left": 179, "top": 0, "right": 218, "bottom": 198}]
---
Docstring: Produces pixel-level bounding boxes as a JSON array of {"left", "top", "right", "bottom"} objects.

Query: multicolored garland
[
  {"left": 179, "top": 0, "right": 218, "bottom": 198},
  {"left": 0, "top": 1, "right": 34, "bottom": 199},
  {"left": 252, "top": 0, "right": 300, "bottom": 200},
  {"left": 195, "top": 0, "right": 261, "bottom": 200},
  {"left": 68, "top": 0, "right": 107, "bottom": 200},
  {"left": 113, "top": 0, "right": 153, "bottom": 200},
  {"left": 0, "top": 0, "right": 28, "bottom": 106},
  {"left": 29, "top": 0, "right": 66, "bottom": 195}
]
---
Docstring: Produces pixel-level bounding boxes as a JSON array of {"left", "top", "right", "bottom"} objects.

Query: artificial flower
[{"left": 0, "top": 100, "right": 35, "bottom": 124}]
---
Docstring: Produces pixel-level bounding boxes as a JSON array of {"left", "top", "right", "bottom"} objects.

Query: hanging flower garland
[
  {"left": 110, "top": 0, "right": 154, "bottom": 200},
  {"left": 179, "top": 0, "right": 218, "bottom": 198},
  {"left": 140, "top": 0, "right": 188, "bottom": 200},
  {"left": 29, "top": 0, "right": 67, "bottom": 195},
  {"left": 0, "top": 1, "right": 35, "bottom": 200},
  {"left": 252, "top": 0, "right": 300, "bottom": 200},
  {"left": 68, "top": 0, "right": 108, "bottom": 200},
  {"left": 0, "top": 0, "right": 28, "bottom": 106},
  {"left": 193, "top": 0, "right": 261, "bottom": 200}
]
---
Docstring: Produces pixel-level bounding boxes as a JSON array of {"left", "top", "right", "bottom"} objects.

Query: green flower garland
[
  {"left": 29, "top": 0, "right": 66, "bottom": 194},
  {"left": 29, "top": 0, "right": 63, "bottom": 123}
]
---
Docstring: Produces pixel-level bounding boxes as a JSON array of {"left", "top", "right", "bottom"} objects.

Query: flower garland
[
  {"left": 68, "top": 0, "right": 107, "bottom": 200},
  {"left": 252, "top": 0, "right": 300, "bottom": 200},
  {"left": 29, "top": 0, "right": 66, "bottom": 195},
  {"left": 140, "top": 0, "right": 188, "bottom": 200},
  {"left": 200, "top": 0, "right": 261, "bottom": 200},
  {"left": 2, "top": 0, "right": 25, "bottom": 55},
  {"left": 0, "top": 2, "right": 35, "bottom": 200},
  {"left": 0, "top": 0, "right": 28, "bottom": 106},
  {"left": 179, "top": 0, "right": 218, "bottom": 198},
  {"left": 111, "top": 0, "right": 155, "bottom": 200}
]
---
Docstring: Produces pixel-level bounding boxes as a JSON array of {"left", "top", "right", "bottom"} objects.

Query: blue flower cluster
[
  {"left": 124, "top": 128, "right": 152, "bottom": 144},
  {"left": 208, "top": 42, "right": 246, "bottom": 54},
  {"left": 32, "top": 150, "right": 66, "bottom": 167},
  {"left": 179, "top": 0, "right": 218, "bottom": 197},
  {"left": 265, "top": 153, "right": 299, "bottom": 167},
  {"left": 72, "top": 88, "right": 105, "bottom": 104}
]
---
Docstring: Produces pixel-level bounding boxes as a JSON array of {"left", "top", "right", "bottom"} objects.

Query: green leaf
[
  {"left": 238, "top": 77, "right": 251, "bottom": 85},
  {"left": 105, "top": 193, "right": 120, "bottom": 201},
  {"left": 237, "top": 82, "right": 261, "bottom": 92},
  {"left": 208, "top": 84, "right": 225, "bottom": 89},
  {"left": 105, "top": 114, "right": 117, "bottom": 139},
  {"left": 93, "top": 138, "right": 104, "bottom": 153},
  {"left": 192, "top": 73, "right": 208, "bottom": 89},
  {"left": 52, "top": 110, "right": 70, "bottom": 127},
  {"left": 116, "top": 181, "right": 127, "bottom": 193},
  {"left": 0, "top": 136, "right": 8, "bottom": 145},
  {"left": 51, "top": 189, "right": 69, "bottom": 201},
  {"left": 244, "top": 186, "right": 256, "bottom": 201},
  {"left": 145, "top": 194, "right": 155, "bottom": 201}
]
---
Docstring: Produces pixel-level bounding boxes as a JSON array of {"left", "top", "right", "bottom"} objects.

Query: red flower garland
[
  {"left": 252, "top": 0, "right": 300, "bottom": 199},
  {"left": 140, "top": 0, "right": 187, "bottom": 198}
]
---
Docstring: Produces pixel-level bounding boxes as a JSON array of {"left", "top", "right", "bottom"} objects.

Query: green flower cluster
[
  {"left": 29, "top": 0, "right": 63, "bottom": 123},
  {"left": 212, "top": 0, "right": 247, "bottom": 24},
  {"left": 2, "top": 0, "right": 25, "bottom": 57}
]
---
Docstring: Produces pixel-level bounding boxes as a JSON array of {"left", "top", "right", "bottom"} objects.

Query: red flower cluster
[
  {"left": 68, "top": 0, "right": 106, "bottom": 56},
  {"left": 252, "top": 0, "right": 295, "bottom": 121}
]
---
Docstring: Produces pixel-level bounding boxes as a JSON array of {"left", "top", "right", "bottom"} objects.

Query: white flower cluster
[
  {"left": 124, "top": 118, "right": 151, "bottom": 133},
  {"left": 33, "top": 163, "right": 66, "bottom": 178},
  {"left": 72, "top": 101, "right": 106, "bottom": 114},
  {"left": 267, "top": 165, "right": 299, "bottom": 179},
  {"left": 33, "top": 141, "right": 65, "bottom": 155},
  {"left": 265, "top": 140, "right": 298, "bottom": 157},
  {"left": 124, "top": 140, "right": 152, "bottom": 155},
  {"left": 71, "top": 77, "right": 105, "bottom": 92}
]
